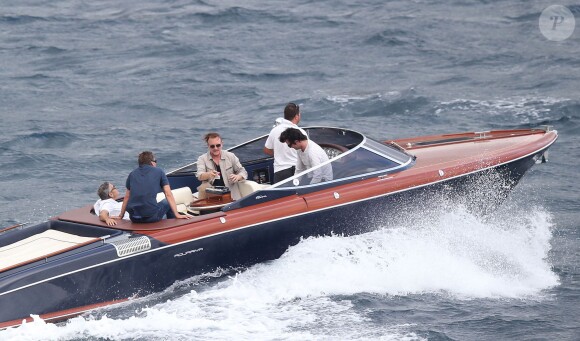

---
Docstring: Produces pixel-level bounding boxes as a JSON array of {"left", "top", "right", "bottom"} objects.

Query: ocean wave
[
  {"left": 507, "top": 4, "right": 580, "bottom": 22},
  {"left": 229, "top": 69, "right": 327, "bottom": 82},
  {"left": 196, "top": 6, "right": 281, "bottom": 25},
  {"left": 3, "top": 132, "right": 80, "bottom": 150},
  {"left": 437, "top": 97, "right": 575, "bottom": 125},
  {"left": 430, "top": 75, "right": 471, "bottom": 86},
  {"left": 240, "top": 205, "right": 557, "bottom": 300},
  {"left": 365, "top": 28, "right": 420, "bottom": 47},
  {"left": 30, "top": 44, "right": 67, "bottom": 52},
  {"left": 450, "top": 52, "right": 521, "bottom": 68},
  {"left": 323, "top": 89, "right": 431, "bottom": 117},
  {"left": 0, "top": 15, "right": 48, "bottom": 24}
]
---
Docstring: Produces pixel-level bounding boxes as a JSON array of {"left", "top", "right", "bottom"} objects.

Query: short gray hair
[{"left": 97, "top": 182, "right": 112, "bottom": 200}]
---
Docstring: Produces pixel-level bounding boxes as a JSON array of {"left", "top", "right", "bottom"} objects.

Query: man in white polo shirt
[
  {"left": 263, "top": 102, "right": 308, "bottom": 183},
  {"left": 94, "top": 181, "right": 130, "bottom": 226}
]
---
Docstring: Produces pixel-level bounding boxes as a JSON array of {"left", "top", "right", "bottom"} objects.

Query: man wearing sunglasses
[
  {"left": 94, "top": 181, "right": 130, "bottom": 226},
  {"left": 263, "top": 102, "right": 308, "bottom": 183},
  {"left": 197, "top": 132, "right": 247, "bottom": 200}
]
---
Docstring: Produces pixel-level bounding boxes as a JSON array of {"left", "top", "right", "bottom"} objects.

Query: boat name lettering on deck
[
  {"left": 255, "top": 195, "right": 267, "bottom": 200},
  {"left": 174, "top": 248, "right": 204, "bottom": 257}
]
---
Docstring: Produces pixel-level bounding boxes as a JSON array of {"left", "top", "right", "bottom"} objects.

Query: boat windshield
[
  {"left": 274, "top": 134, "right": 413, "bottom": 189},
  {"left": 168, "top": 127, "right": 414, "bottom": 191}
]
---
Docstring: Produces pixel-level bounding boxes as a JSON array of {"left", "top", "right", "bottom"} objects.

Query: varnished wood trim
[
  {"left": 0, "top": 298, "right": 130, "bottom": 329},
  {"left": 0, "top": 223, "right": 25, "bottom": 234}
]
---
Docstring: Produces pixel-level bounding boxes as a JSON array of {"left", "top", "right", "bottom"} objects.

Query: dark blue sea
[{"left": 1, "top": 0, "right": 579, "bottom": 340}]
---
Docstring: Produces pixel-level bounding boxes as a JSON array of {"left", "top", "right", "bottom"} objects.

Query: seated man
[
  {"left": 94, "top": 181, "right": 130, "bottom": 226},
  {"left": 119, "top": 151, "right": 191, "bottom": 223},
  {"left": 196, "top": 132, "right": 248, "bottom": 200},
  {"left": 279, "top": 127, "right": 333, "bottom": 184}
]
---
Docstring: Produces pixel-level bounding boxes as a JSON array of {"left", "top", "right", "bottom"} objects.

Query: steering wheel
[{"left": 319, "top": 143, "right": 348, "bottom": 159}]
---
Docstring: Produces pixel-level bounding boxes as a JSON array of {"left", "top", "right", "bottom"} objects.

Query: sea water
[{"left": 0, "top": 0, "right": 578, "bottom": 339}]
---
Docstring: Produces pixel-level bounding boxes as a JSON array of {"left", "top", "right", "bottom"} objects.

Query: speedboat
[{"left": 0, "top": 126, "right": 558, "bottom": 328}]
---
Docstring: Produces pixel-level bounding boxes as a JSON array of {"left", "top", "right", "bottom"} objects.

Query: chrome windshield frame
[{"left": 269, "top": 132, "right": 414, "bottom": 191}]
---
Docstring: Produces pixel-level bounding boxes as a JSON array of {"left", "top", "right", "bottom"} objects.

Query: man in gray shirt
[{"left": 279, "top": 128, "right": 333, "bottom": 184}]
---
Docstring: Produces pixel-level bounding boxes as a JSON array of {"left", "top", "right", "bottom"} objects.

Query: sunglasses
[{"left": 209, "top": 144, "right": 222, "bottom": 149}]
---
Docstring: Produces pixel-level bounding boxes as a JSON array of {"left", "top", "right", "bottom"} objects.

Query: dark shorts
[{"left": 274, "top": 166, "right": 295, "bottom": 184}]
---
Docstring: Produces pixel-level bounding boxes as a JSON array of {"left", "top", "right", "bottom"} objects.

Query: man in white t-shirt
[
  {"left": 263, "top": 102, "right": 308, "bottom": 183},
  {"left": 94, "top": 182, "right": 130, "bottom": 226},
  {"left": 279, "top": 127, "right": 333, "bottom": 184}
]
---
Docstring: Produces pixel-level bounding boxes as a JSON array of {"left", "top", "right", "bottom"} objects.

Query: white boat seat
[
  {"left": 156, "top": 186, "right": 195, "bottom": 214},
  {"left": 237, "top": 180, "right": 269, "bottom": 198},
  {"left": 153, "top": 182, "right": 265, "bottom": 216}
]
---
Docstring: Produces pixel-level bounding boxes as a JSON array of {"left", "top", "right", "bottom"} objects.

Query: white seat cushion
[
  {"left": 156, "top": 187, "right": 195, "bottom": 214},
  {"left": 237, "top": 180, "right": 269, "bottom": 198}
]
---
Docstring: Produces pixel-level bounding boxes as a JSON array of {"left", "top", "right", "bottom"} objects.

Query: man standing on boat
[
  {"left": 279, "top": 127, "right": 333, "bottom": 184},
  {"left": 263, "top": 102, "right": 308, "bottom": 183},
  {"left": 118, "top": 151, "right": 191, "bottom": 223}
]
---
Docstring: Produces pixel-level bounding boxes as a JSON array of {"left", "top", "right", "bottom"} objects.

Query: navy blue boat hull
[{"left": 0, "top": 149, "right": 544, "bottom": 326}]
